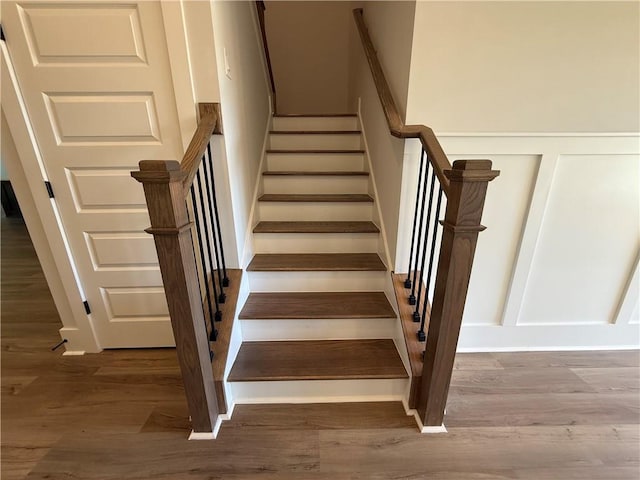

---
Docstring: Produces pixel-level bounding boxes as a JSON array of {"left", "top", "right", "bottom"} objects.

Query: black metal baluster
[
  {"left": 412, "top": 165, "right": 436, "bottom": 323},
  {"left": 418, "top": 185, "right": 443, "bottom": 341},
  {"left": 195, "top": 168, "right": 223, "bottom": 323},
  {"left": 205, "top": 142, "right": 229, "bottom": 287},
  {"left": 409, "top": 151, "right": 430, "bottom": 305},
  {"left": 405, "top": 149, "right": 426, "bottom": 289},
  {"left": 202, "top": 144, "right": 226, "bottom": 303},
  {"left": 189, "top": 187, "right": 219, "bottom": 342}
]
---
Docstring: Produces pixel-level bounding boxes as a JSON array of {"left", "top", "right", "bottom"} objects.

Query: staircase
[
  {"left": 134, "top": 8, "right": 498, "bottom": 436},
  {"left": 227, "top": 114, "right": 409, "bottom": 404}
]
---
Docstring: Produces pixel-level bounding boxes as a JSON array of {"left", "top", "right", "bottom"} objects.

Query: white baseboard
[
  {"left": 419, "top": 423, "right": 448, "bottom": 434},
  {"left": 188, "top": 431, "right": 216, "bottom": 441},
  {"left": 458, "top": 324, "right": 640, "bottom": 352}
]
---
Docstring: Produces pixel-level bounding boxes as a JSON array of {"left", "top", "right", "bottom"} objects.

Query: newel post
[
  {"left": 132, "top": 160, "right": 219, "bottom": 434},
  {"left": 418, "top": 159, "right": 499, "bottom": 427}
]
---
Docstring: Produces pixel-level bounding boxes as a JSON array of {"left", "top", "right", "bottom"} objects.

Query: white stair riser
[
  {"left": 253, "top": 233, "right": 379, "bottom": 254},
  {"left": 258, "top": 202, "right": 372, "bottom": 221},
  {"left": 269, "top": 134, "right": 361, "bottom": 150},
  {"left": 240, "top": 318, "right": 396, "bottom": 341},
  {"left": 247, "top": 271, "right": 387, "bottom": 292},
  {"left": 263, "top": 176, "right": 369, "bottom": 194},
  {"left": 273, "top": 116, "right": 358, "bottom": 131},
  {"left": 267, "top": 153, "right": 365, "bottom": 172},
  {"left": 230, "top": 378, "right": 408, "bottom": 404}
]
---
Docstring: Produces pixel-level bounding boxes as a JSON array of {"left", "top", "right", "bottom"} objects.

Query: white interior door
[{"left": 2, "top": 0, "right": 185, "bottom": 348}]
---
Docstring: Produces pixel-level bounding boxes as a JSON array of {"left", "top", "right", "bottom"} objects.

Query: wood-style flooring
[{"left": 2, "top": 217, "right": 639, "bottom": 479}]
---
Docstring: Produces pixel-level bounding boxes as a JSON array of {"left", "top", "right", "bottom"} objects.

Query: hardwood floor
[{"left": 2, "top": 217, "right": 639, "bottom": 479}]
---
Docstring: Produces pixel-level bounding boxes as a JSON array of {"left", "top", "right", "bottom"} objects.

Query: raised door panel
[{"left": 4, "top": 0, "right": 184, "bottom": 347}]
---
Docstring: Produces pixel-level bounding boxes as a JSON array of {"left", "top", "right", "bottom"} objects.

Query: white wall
[
  {"left": 406, "top": 1, "right": 640, "bottom": 133},
  {"left": 349, "top": 1, "right": 416, "bottom": 266},
  {"left": 395, "top": 1, "right": 640, "bottom": 350},
  {"left": 265, "top": 1, "right": 352, "bottom": 114},
  {"left": 211, "top": 0, "right": 272, "bottom": 266}
]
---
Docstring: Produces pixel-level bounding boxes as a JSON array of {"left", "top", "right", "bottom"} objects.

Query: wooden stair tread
[
  {"left": 270, "top": 130, "right": 361, "bottom": 135},
  {"left": 247, "top": 253, "right": 386, "bottom": 272},
  {"left": 263, "top": 171, "right": 368, "bottom": 176},
  {"left": 253, "top": 221, "right": 380, "bottom": 234},
  {"left": 259, "top": 194, "right": 373, "bottom": 202},
  {"left": 228, "top": 339, "right": 407, "bottom": 381},
  {"left": 267, "top": 149, "right": 365, "bottom": 154},
  {"left": 239, "top": 292, "right": 396, "bottom": 319}
]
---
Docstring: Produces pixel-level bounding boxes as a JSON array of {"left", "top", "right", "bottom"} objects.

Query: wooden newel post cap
[
  {"left": 131, "top": 160, "right": 186, "bottom": 184},
  {"left": 445, "top": 159, "right": 500, "bottom": 183}
]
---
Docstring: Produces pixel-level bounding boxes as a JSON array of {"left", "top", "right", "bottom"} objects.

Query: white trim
[
  {"left": 220, "top": 272, "right": 248, "bottom": 412},
  {"left": 213, "top": 415, "right": 223, "bottom": 438},
  {"left": 242, "top": 112, "right": 273, "bottom": 268},
  {"left": 357, "top": 99, "right": 393, "bottom": 270},
  {"left": 62, "top": 350, "right": 86, "bottom": 356},
  {"left": 401, "top": 398, "right": 448, "bottom": 433},
  {"left": 437, "top": 132, "right": 640, "bottom": 138},
  {"left": 419, "top": 424, "right": 448, "bottom": 434},
  {"left": 188, "top": 431, "right": 216, "bottom": 441},
  {"left": 500, "top": 153, "right": 559, "bottom": 326},
  {"left": 435, "top": 134, "right": 640, "bottom": 156},
  {"left": 398, "top": 134, "right": 640, "bottom": 350},
  {"left": 458, "top": 324, "right": 640, "bottom": 352},
  {"left": 614, "top": 250, "right": 640, "bottom": 325}
]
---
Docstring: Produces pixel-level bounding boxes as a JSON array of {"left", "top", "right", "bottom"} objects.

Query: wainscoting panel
[
  {"left": 518, "top": 154, "right": 639, "bottom": 326},
  {"left": 399, "top": 135, "right": 640, "bottom": 350}
]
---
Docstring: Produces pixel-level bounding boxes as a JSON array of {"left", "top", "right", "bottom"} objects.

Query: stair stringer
[
  {"left": 358, "top": 100, "right": 413, "bottom": 409},
  {"left": 239, "top": 114, "right": 273, "bottom": 269},
  {"left": 217, "top": 109, "right": 273, "bottom": 428}
]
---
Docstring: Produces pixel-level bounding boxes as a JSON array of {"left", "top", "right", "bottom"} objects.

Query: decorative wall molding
[{"left": 399, "top": 133, "right": 640, "bottom": 351}]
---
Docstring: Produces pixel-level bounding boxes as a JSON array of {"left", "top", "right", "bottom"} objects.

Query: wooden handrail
[
  {"left": 256, "top": 1, "right": 277, "bottom": 114},
  {"left": 181, "top": 103, "right": 222, "bottom": 196},
  {"left": 352, "top": 8, "right": 451, "bottom": 193}
]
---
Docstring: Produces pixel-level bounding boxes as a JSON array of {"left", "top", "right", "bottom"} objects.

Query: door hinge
[
  {"left": 45, "top": 181, "right": 54, "bottom": 198},
  {"left": 0, "top": 24, "right": 5, "bottom": 42},
  {"left": 83, "top": 300, "right": 91, "bottom": 315}
]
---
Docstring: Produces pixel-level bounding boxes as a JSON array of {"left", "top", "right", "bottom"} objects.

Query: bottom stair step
[{"left": 228, "top": 339, "right": 408, "bottom": 381}]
